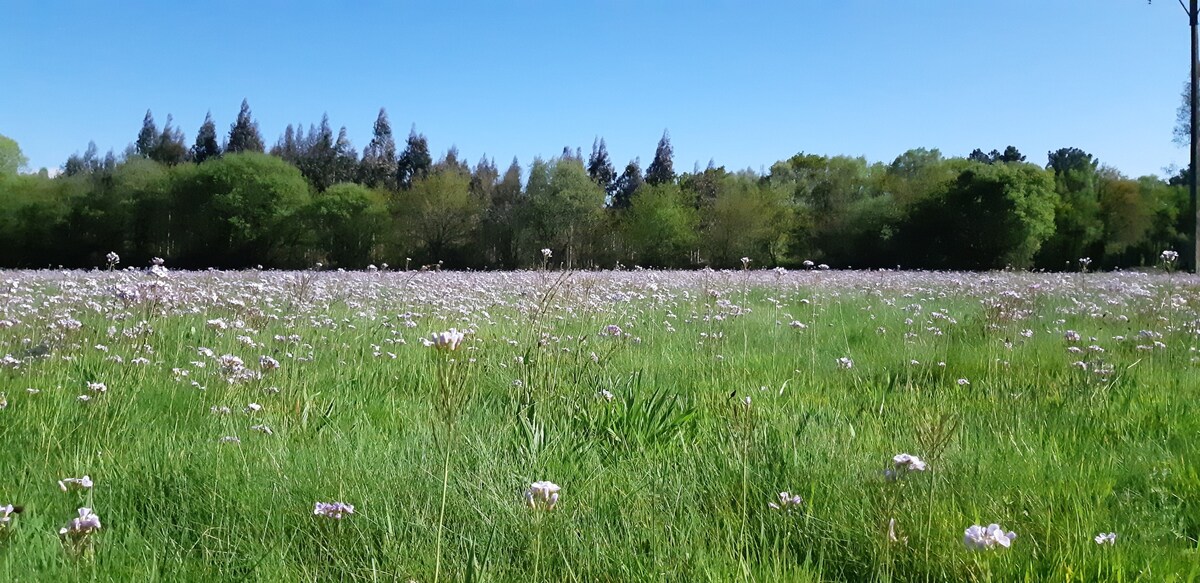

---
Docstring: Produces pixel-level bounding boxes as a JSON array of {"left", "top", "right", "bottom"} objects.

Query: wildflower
[
  {"left": 0, "top": 504, "right": 21, "bottom": 527},
  {"left": 245, "top": 403, "right": 263, "bottom": 413},
  {"left": 0, "top": 393, "right": 6, "bottom": 410},
  {"left": 86, "top": 382, "right": 107, "bottom": 394},
  {"left": 210, "top": 405, "right": 232, "bottom": 415},
  {"left": 602, "top": 324, "right": 623, "bottom": 336},
  {"left": 887, "top": 518, "right": 906, "bottom": 543},
  {"left": 150, "top": 257, "right": 165, "bottom": 266},
  {"left": 789, "top": 320, "right": 807, "bottom": 329},
  {"left": 541, "top": 248, "right": 553, "bottom": 259},
  {"left": 598, "top": 389, "right": 615, "bottom": 402},
  {"left": 1161, "top": 249, "right": 1179, "bottom": 263},
  {"left": 77, "top": 395, "right": 91, "bottom": 403},
  {"left": 768, "top": 491, "right": 804, "bottom": 512},
  {"left": 1064, "top": 330, "right": 1081, "bottom": 343},
  {"left": 892, "top": 453, "right": 928, "bottom": 472},
  {"left": 105, "top": 251, "right": 120, "bottom": 266},
  {"left": 250, "top": 424, "right": 273, "bottom": 435},
  {"left": 314, "top": 501, "right": 355, "bottom": 519},
  {"left": 524, "top": 481, "right": 560, "bottom": 510},
  {"left": 1094, "top": 532, "right": 1117, "bottom": 545},
  {"left": 803, "top": 260, "right": 815, "bottom": 268},
  {"left": 740, "top": 257, "right": 752, "bottom": 268},
  {"left": 963, "top": 523, "right": 1017, "bottom": 550},
  {"left": 218, "top": 436, "right": 240, "bottom": 445},
  {"left": 957, "top": 378, "right": 970, "bottom": 386},
  {"left": 836, "top": 357, "right": 854, "bottom": 369},
  {"left": 58, "top": 475, "right": 94, "bottom": 492},
  {"left": 259, "top": 355, "right": 280, "bottom": 370},
  {"left": 426, "top": 329, "right": 465, "bottom": 351},
  {"left": 1078, "top": 257, "right": 1092, "bottom": 269},
  {"left": 59, "top": 507, "right": 101, "bottom": 541}
]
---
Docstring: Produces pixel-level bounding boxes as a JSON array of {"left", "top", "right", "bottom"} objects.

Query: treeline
[{"left": 0, "top": 101, "right": 1192, "bottom": 270}]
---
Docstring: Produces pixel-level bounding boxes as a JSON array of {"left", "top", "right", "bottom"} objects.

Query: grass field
[{"left": 0, "top": 267, "right": 1198, "bottom": 582}]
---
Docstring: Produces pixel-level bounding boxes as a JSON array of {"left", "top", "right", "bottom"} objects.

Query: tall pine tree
[
  {"left": 396, "top": 127, "right": 432, "bottom": 190},
  {"left": 645, "top": 130, "right": 676, "bottom": 186},
  {"left": 135, "top": 110, "right": 159, "bottom": 158},
  {"left": 587, "top": 137, "right": 617, "bottom": 199},
  {"left": 152, "top": 114, "right": 188, "bottom": 165},
  {"left": 359, "top": 108, "right": 397, "bottom": 189},
  {"left": 192, "top": 112, "right": 222, "bottom": 164},
  {"left": 227, "top": 99, "right": 265, "bottom": 153},
  {"left": 612, "top": 159, "right": 643, "bottom": 209}
]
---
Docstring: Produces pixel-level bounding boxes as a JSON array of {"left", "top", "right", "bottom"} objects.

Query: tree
[
  {"left": 587, "top": 137, "right": 616, "bottom": 196},
  {"left": 135, "top": 110, "right": 159, "bottom": 158},
  {"left": 301, "top": 182, "right": 388, "bottom": 267},
  {"left": 397, "top": 167, "right": 482, "bottom": 263},
  {"left": 481, "top": 157, "right": 523, "bottom": 268},
  {"left": 621, "top": 183, "right": 698, "bottom": 267},
  {"left": 191, "top": 112, "right": 222, "bottom": 164},
  {"left": 611, "top": 159, "right": 643, "bottom": 209},
  {"left": 525, "top": 158, "right": 606, "bottom": 266},
  {"left": 967, "top": 146, "right": 1025, "bottom": 164},
  {"left": 897, "top": 161, "right": 1057, "bottom": 269},
  {"left": 1035, "top": 147, "right": 1103, "bottom": 268},
  {"left": 701, "top": 174, "right": 793, "bottom": 267},
  {"left": 396, "top": 127, "right": 432, "bottom": 190},
  {"left": 151, "top": 114, "right": 188, "bottom": 165},
  {"left": 169, "top": 152, "right": 309, "bottom": 267},
  {"left": 645, "top": 130, "right": 676, "bottom": 186},
  {"left": 226, "top": 99, "right": 265, "bottom": 154},
  {"left": 0, "top": 134, "right": 28, "bottom": 175},
  {"left": 359, "top": 108, "right": 397, "bottom": 189}
]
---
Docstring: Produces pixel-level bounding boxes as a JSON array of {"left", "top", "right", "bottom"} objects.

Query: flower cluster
[
  {"left": 1094, "top": 531, "right": 1117, "bottom": 545},
  {"left": 58, "top": 475, "right": 94, "bottom": 492},
  {"left": 524, "top": 481, "right": 560, "bottom": 510},
  {"left": 425, "top": 329, "right": 465, "bottom": 351},
  {"left": 59, "top": 507, "right": 101, "bottom": 541},
  {"left": 768, "top": 491, "right": 804, "bottom": 512},
  {"left": 963, "top": 523, "right": 1017, "bottom": 550},
  {"left": 313, "top": 501, "right": 355, "bottom": 520},
  {"left": 886, "top": 453, "right": 928, "bottom": 481}
]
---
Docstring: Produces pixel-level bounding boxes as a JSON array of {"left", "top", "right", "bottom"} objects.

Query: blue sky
[{"left": 0, "top": 1, "right": 1191, "bottom": 178}]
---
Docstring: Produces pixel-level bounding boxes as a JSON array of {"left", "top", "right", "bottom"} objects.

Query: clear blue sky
[{"left": 0, "top": 0, "right": 1192, "bottom": 178}]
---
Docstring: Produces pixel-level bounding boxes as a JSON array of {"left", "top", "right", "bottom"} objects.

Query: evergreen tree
[
  {"left": 227, "top": 99, "right": 265, "bottom": 153},
  {"left": 999, "top": 145, "right": 1026, "bottom": 163},
  {"left": 612, "top": 159, "right": 643, "bottom": 209},
  {"left": 645, "top": 130, "right": 676, "bottom": 186},
  {"left": 270, "top": 124, "right": 299, "bottom": 162},
  {"left": 396, "top": 127, "right": 432, "bottom": 190},
  {"left": 136, "top": 110, "right": 159, "bottom": 158},
  {"left": 587, "top": 137, "right": 616, "bottom": 198},
  {"left": 359, "top": 108, "right": 397, "bottom": 189},
  {"left": 152, "top": 114, "right": 188, "bottom": 165},
  {"left": 191, "top": 112, "right": 222, "bottom": 164},
  {"left": 332, "top": 126, "right": 358, "bottom": 186}
]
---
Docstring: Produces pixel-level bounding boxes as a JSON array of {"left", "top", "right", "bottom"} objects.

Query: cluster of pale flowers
[
  {"left": 524, "top": 481, "right": 560, "bottom": 510},
  {"left": 59, "top": 507, "right": 102, "bottom": 543},
  {"left": 768, "top": 491, "right": 804, "bottom": 512},
  {"left": 313, "top": 501, "right": 355, "bottom": 520},
  {"left": 963, "top": 523, "right": 1017, "bottom": 550},
  {"left": 425, "top": 329, "right": 465, "bottom": 351}
]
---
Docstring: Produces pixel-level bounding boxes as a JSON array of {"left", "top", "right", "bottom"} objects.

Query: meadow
[{"left": 0, "top": 266, "right": 1198, "bottom": 582}]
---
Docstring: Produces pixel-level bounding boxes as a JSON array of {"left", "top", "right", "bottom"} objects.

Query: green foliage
[
  {"left": 171, "top": 153, "right": 310, "bottom": 267},
  {"left": 0, "top": 134, "right": 28, "bottom": 175},
  {"left": 190, "top": 112, "right": 222, "bottom": 164},
  {"left": 396, "top": 167, "right": 482, "bottom": 264},
  {"left": 644, "top": 130, "right": 676, "bottom": 186},
  {"left": 899, "top": 161, "right": 1057, "bottom": 269},
  {"left": 702, "top": 174, "right": 793, "bottom": 267},
  {"left": 524, "top": 158, "right": 606, "bottom": 266},
  {"left": 302, "top": 183, "right": 388, "bottom": 267},
  {"left": 620, "top": 183, "right": 698, "bottom": 267},
  {"left": 397, "top": 128, "right": 432, "bottom": 190},
  {"left": 226, "top": 99, "right": 265, "bottom": 154}
]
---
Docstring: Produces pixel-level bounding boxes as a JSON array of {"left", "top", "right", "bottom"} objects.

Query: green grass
[{"left": 0, "top": 269, "right": 1198, "bottom": 581}]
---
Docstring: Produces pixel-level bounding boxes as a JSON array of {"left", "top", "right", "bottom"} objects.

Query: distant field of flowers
[{"left": 1, "top": 264, "right": 1198, "bottom": 581}]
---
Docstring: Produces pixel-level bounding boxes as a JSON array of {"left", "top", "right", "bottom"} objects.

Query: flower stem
[{"left": 433, "top": 443, "right": 451, "bottom": 583}]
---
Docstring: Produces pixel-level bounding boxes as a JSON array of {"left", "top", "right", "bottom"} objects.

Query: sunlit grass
[{"left": 0, "top": 269, "right": 1197, "bottom": 581}]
